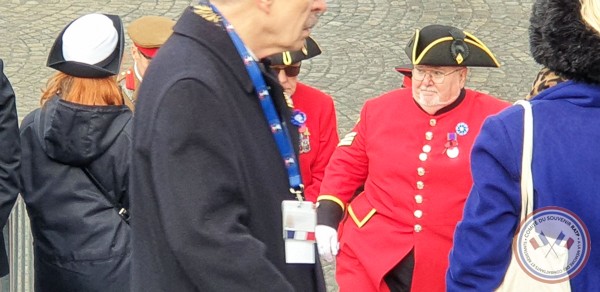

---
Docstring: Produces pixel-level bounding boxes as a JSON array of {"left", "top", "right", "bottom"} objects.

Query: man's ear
[
  {"left": 255, "top": 0, "right": 273, "bottom": 13},
  {"left": 459, "top": 68, "right": 469, "bottom": 86},
  {"left": 131, "top": 46, "right": 139, "bottom": 59}
]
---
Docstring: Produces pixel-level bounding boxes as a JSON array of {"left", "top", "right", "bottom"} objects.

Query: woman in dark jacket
[{"left": 19, "top": 13, "right": 132, "bottom": 292}]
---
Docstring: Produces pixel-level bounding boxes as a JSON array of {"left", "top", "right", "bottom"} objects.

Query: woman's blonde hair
[
  {"left": 581, "top": 0, "right": 600, "bottom": 34},
  {"left": 41, "top": 72, "right": 123, "bottom": 106}
]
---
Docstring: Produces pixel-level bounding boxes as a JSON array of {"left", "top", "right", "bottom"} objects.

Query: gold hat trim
[
  {"left": 282, "top": 52, "right": 293, "bottom": 66},
  {"left": 413, "top": 32, "right": 500, "bottom": 67},
  {"left": 464, "top": 32, "right": 501, "bottom": 67},
  {"left": 280, "top": 36, "right": 321, "bottom": 65},
  {"left": 411, "top": 28, "right": 420, "bottom": 64},
  {"left": 414, "top": 36, "right": 452, "bottom": 64}
]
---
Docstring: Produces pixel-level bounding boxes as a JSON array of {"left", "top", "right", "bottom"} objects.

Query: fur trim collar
[{"left": 529, "top": 0, "right": 600, "bottom": 84}]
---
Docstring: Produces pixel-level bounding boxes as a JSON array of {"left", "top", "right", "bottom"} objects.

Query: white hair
[{"left": 581, "top": 0, "right": 600, "bottom": 34}]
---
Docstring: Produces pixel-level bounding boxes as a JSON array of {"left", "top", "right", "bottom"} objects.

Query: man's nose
[
  {"left": 421, "top": 73, "right": 435, "bottom": 86},
  {"left": 312, "top": 0, "right": 327, "bottom": 13},
  {"left": 277, "top": 70, "right": 288, "bottom": 84}
]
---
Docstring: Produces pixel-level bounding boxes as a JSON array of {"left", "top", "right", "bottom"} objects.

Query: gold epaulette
[{"left": 193, "top": 4, "right": 221, "bottom": 24}]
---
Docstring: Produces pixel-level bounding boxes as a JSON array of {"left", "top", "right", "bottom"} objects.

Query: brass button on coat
[
  {"left": 414, "top": 224, "right": 422, "bottom": 232},
  {"left": 422, "top": 145, "right": 431, "bottom": 153},
  {"left": 414, "top": 210, "right": 423, "bottom": 218},
  {"left": 425, "top": 131, "right": 433, "bottom": 140},
  {"left": 416, "top": 181, "right": 424, "bottom": 189},
  {"left": 415, "top": 194, "right": 423, "bottom": 203}
]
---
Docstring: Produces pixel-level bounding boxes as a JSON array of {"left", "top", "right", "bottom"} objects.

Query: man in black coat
[
  {"left": 130, "top": 0, "right": 327, "bottom": 291},
  {"left": 0, "top": 59, "right": 20, "bottom": 277}
]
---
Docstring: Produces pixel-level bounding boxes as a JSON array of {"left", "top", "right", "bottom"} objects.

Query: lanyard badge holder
[
  {"left": 282, "top": 186, "right": 317, "bottom": 264},
  {"left": 208, "top": 4, "right": 316, "bottom": 264}
]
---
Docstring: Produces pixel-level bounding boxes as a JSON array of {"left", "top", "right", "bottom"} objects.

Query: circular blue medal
[
  {"left": 456, "top": 122, "right": 469, "bottom": 136},
  {"left": 291, "top": 110, "right": 307, "bottom": 127}
]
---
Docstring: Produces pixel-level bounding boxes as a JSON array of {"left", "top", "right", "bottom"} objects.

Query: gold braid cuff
[{"left": 317, "top": 195, "right": 345, "bottom": 212}]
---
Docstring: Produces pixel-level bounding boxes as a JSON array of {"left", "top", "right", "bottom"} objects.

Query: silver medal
[{"left": 447, "top": 147, "right": 459, "bottom": 158}]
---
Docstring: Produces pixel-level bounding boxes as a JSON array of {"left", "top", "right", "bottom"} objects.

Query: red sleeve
[
  {"left": 317, "top": 100, "right": 370, "bottom": 226},
  {"left": 303, "top": 96, "right": 339, "bottom": 201}
]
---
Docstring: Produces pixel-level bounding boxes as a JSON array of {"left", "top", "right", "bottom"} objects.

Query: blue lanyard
[{"left": 209, "top": 4, "right": 304, "bottom": 199}]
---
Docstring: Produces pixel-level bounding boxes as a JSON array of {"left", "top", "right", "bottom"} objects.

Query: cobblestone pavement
[{"left": 1, "top": 0, "right": 539, "bottom": 291}]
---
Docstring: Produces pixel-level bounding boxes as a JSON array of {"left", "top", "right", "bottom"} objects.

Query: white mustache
[{"left": 416, "top": 92, "right": 452, "bottom": 107}]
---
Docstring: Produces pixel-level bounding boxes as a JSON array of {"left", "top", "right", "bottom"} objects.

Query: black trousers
[{"left": 384, "top": 249, "right": 414, "bottom": 292}]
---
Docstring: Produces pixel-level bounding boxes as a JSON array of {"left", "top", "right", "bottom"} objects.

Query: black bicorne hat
[
  {"left": 405, "top": 24, "right": 500, "bottom": 68},
  {"left": 529, "top": 0, "right": 600, "bottom": 84},
  {"left": 267, "top": 36, "right": 322, "bottom": 66},
  {"left": 47, "top": 13, "right": 124, "bottom": 78}
]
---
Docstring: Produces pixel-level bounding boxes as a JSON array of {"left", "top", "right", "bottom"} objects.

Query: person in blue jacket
[
  {"left": 0, "top": 59, "right": 20, "bottom": 279},
  {"left": 447, "top": 0, "right": 600, "bottom": 290}
]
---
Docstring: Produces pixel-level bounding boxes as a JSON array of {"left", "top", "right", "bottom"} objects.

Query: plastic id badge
[{"left": 282, "top": 200, "right": 316, "bottom": 264}]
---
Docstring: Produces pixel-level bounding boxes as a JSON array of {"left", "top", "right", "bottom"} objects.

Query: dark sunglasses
[{"left": 271, "top": 65, "right": 301, "bottom": 77}]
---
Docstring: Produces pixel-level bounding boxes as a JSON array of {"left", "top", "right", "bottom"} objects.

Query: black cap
[
  {"left": 47, "top": 13, "right": 124, "bottom": 78},
  {"left": 529, "top": 0, "right": 600, "bottom": 84},
  {"left": 405, "top": 24, "right": 500, "bottom": 67},
  {"left": 266, "top": 36, "right": 322, "bottom": 66}
]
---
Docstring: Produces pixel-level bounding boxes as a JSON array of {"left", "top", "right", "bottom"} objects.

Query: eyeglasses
[
  {"left": 412, "top": 68, "right": 462, "bottom": 84},
  {"left": 271, "top": 65, "right": 301, "bottom": 77}
]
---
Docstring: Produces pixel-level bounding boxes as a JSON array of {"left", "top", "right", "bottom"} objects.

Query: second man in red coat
[{"left": 266, "top": 36, "right": 339, "bottom": 202}]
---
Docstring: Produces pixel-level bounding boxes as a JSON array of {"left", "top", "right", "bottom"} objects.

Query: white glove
[{"left": 315, "top": 225, "right": 339, "bottom": 262}]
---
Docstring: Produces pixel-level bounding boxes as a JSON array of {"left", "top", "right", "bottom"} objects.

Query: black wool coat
[
  {"left": 0, "top": 59, "right": 20, "bottom": 277},
  {"left": 130, "top": 7, "right": 326, "bottom": 292}
]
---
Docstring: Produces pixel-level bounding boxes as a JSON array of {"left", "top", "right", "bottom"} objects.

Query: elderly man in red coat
[
  {"left": 315, "top": 24, "right": 510, "bottom": 292},
  {"left": 266, "top": 36, "right": 339, "bottom": 202}
]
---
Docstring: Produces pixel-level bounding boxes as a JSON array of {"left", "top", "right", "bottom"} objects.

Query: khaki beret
[
  {"left": 127, "top": 16, "right": 174, "bottom": 54},
  {"left": 405, "top": 24, "right": 500, "bottom": 67}
]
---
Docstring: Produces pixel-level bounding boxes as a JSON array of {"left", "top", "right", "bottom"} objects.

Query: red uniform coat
[
  {"left": 318, "top": 88, "right": 509, "bottom": 291},
  {"left": 293, "top": 82, "right": 339, "bottom": 202}
]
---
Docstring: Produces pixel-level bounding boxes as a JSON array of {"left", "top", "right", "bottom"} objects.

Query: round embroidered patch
[
  {"left": 515, "top": 207, "right": 591, "bottom": 283},
  {"left": 291, "top": 110, "right": 307, "bottom": 127},
  {"left": 455, "top": 122, "right": 469, "bottom": 136}
]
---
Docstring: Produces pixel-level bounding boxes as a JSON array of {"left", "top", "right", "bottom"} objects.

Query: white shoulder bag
[{"left": 495, "top": 100, "right": 570, "bottom": 291}]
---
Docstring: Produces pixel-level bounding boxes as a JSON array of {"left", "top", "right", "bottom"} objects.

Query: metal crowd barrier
[{"left": 7, "top": 196, "right": 34, "bottom": 292}]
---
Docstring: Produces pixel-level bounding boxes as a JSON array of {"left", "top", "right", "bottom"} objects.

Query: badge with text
[
  {"left": 282, "top": 200, "right": 316, "bottom": 264},
  {"left": 514, "top": 207, "right": 590, "bottom": 283}
]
